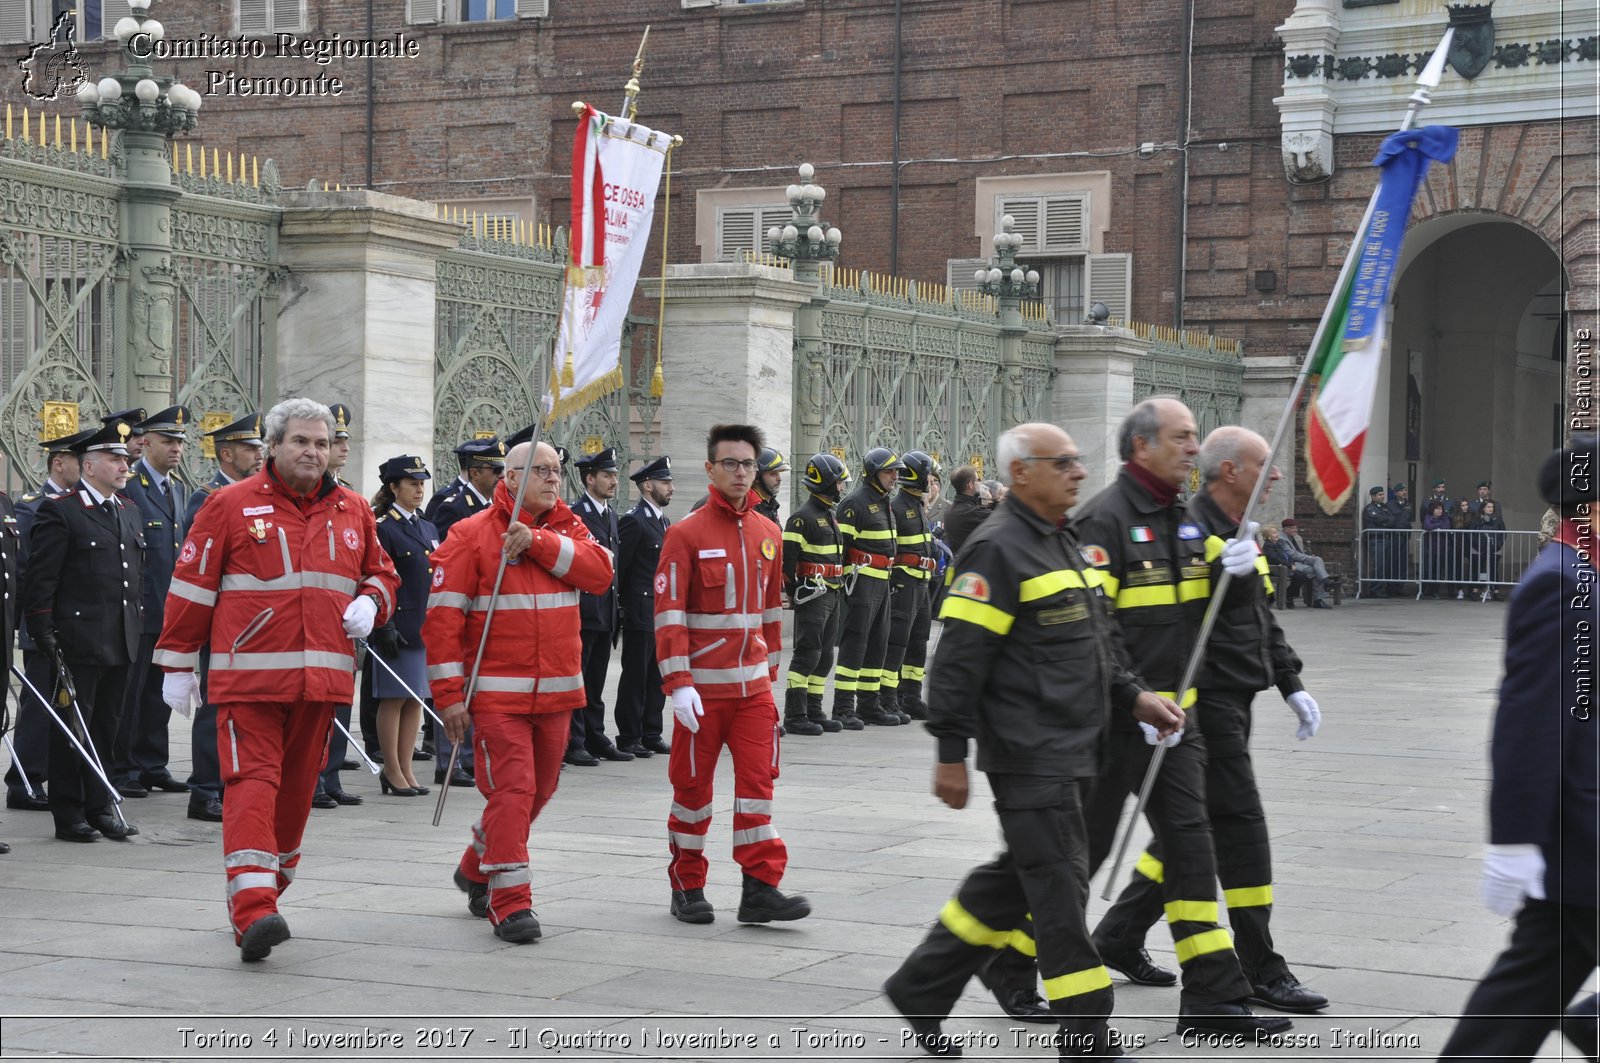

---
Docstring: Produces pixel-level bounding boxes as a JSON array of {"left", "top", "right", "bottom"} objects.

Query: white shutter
[
  {"left": 406, "top": 0, "right": 441, "bottom": 24},
  {"left": 237, "top": 0, "right": 268, "bottom": 34},
  {"left": 947, "top": 258, "right": 989, "bottom": 293},
  {"left": 717, "top": 208, "right": 757, "bottom": 262},
  {"left": 1, "top": 280, "right": 29, "bottom": 366},
  {"left": 1042, "top": 195, "right": 1087, "bottom": 253},
  {"left": 1085, "top": 252, "right": 1132, "bottom": 324},
  {"left": 270, "top": 0, "right": 302, "bottom": 31},
  {"left": 996, "top": 197, "right": 1041, "bottom": 253},
  {"left": 98, "top": 0, "right": 132, "bottom": 37},
  {"left": 0, "top": 0, "right": 32, "bottom": 43},
  {"left": 515, "top": 0, "right": 548, "bottom": 15}
]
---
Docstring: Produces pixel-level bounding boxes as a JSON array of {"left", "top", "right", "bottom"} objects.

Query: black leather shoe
[
  {"left": 7, "top": 791, "right": 49, "bottom": 812},
  {"left": 618, "top": 742, "right": 653, "bottom": 758},
  {"left": 493, "top": 909, "right": 542, "bottom": 944},
  {"left": 736, "top": 873, "right": 811, "bottom": 923},
  {"left": 670, "top": 887, "right": 715, "bottom": 924},
  {"left": 87, "top": 814, "right": 138, "bottom": 839},
  {"left": 54, "top": 822, "right": 99, "bottom": 842},
  {"left": 860, "top": 708, "right": 902, "bottom": 726},
  {"left": 564, "top": 748, "right": 599, "bottom": 767},
  {"left": 454, "top": 867, "right": 489, "bottom": 918},
  {"left": 1312, "top": 600, "right": 1333, "bottom": 609},
  {"left": 814, "top": 717, "right": 843, "bottom": 733},
  {"left": 785, "top": 718, "right": 824, "bottom": 736},
  {"left": 187, "top": 796, "right": 224, "bottom": 822},
  {"left": 310, "top": 792, "right": 338, "bottom": 810},
  {"left": 329, "top": 789, "right": 364, "bottom": 806},
  {"left": 1176, "top": 1002, "right": 1292, "bottom": 1037},
  {"left": 884, "top": 976, "right": 963, "bottom": 1057},
  {"left": 366, "top": 747, "right": 385, "bottom": 764},
  {"left": 0, "top": 840, "right": 10, "bottom": 854},
  {"left": 339, "top": 759, "right": 359, "bottom": 771},
  {"left": 1249, "top": 974, "right": 1328, "bottom": 1013},
  {"left": 434, "top": 768, "right": 474, "bottom": 786},
  {"left": 836, "top": 713, "right": 865, "bottom": 731},
  {"left": 115, "top": 780, "right": 149, "bottom": 799},
  {"left": 239, "top": 913, "right": 290, "bottom": 961},
  {"left": 992, "top": 987, "right": 1054, "bottom": 1023},
  {"left": 1095, "top": 937, "right": 1178, "bottom": 986},
  {"left": 411, "top": 747, "right": 433, "bottom": 761},
  {"left": 140, "top": 773, "right": 190, "bottom": 793},
  {"left": 593, "top": 745, "right": 634, "bottom": 762},
  {"left": 643, "top": 737, "right": 671, "bottom": 755}
]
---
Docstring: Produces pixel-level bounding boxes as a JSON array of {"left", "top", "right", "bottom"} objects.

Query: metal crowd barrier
[{"left": 1354, "top": 528, "right": 1541, "bottom": 601}]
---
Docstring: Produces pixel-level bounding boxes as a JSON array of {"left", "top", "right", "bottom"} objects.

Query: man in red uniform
[
  {"left": 657, "top": 423, "right": 810, "bottom": 925},
  {"left": 155, "top": 398, "right": 399, "bottom": 962},
  {"left": 426, "top": 439, "right": 614, "bottom": 944}
]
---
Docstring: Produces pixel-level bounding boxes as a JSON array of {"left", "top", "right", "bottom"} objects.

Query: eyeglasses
[
  {"left": 528, "top": 465, "right": 563, "bottom": 480},
  {"left": 714, "top": 458, "right": 759, "bottom": 473},
  {"left": 1021, "top": 454, "right": 1085, "bottom": 471}
]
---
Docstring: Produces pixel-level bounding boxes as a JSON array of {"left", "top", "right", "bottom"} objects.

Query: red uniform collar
[
  {"left": 492, "top": 479, "right": 572, "bottom": 527},
  {"left": 1124, "top": 461, "right": 1180, "bottom": 508},
  {"left": 704, "top": 485, "right": 753, "bottom": 517}
]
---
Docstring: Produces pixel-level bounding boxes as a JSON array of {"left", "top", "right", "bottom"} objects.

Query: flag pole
[{"left": 1099, "top": 29, "right": 1455, "bottom": 899}]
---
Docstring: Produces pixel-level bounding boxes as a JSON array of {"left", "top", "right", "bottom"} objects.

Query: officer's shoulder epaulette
[
  {"left": 197, "top": 482, "right": 216, "bottom": 496},
  {"left": 337, "top": 476, "right": 351, "bottom": 488},
  {"left": 442, "top": 492, "right": 460, "bottom": 505},
  {"left": 376, "top": 513, "right": 389, "bottom": 523},
  {"left": 19, "top": 491, "right": 40, "bottom": 502}
]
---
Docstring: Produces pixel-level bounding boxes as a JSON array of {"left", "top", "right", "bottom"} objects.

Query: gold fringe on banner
[
  {"left": 650, "top": 358, "right": 664, "bottom": 399},
  {"left": 560, "top": 350, "right": 576, "bottom": 389},
  {"left": 549, "top": 365, "right": 625, "bottom": 420}
]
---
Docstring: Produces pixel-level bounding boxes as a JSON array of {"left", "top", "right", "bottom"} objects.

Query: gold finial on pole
[{"left": 622, "top": 25, "right": 650, "bottom": 121}]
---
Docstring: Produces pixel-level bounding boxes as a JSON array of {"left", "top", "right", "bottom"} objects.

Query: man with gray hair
[
  {"left": 1094, "top": 425, "right": 1328, "bottom": 1015},
  {"left": 155, "top": 397, "right": 399, "bottom": 962}
]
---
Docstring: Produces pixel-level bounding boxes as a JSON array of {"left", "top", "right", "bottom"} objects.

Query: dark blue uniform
[
  {"left": 5, "top": 480, "right": 72, "bottom": 807},
  {"left": 571, "top": 492, "right": 621, "bottom": 757},
  {"left": 181, "top": 470, "right": 237, "bottom": 814},
  {"left": 614, "top": 497, "right": 668, "bottom": 751},
  {"left": 423, "top": 478, "right": 489, "bottom": 540},
  {"left": 112, "top": 459, "right": 187, "bottom": 788}
]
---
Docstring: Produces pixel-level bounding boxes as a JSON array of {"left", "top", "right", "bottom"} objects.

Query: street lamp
[
  {"left": 767, "top": 162, "right": 842, "bottom": 283},
  {"left": 974, "top": 214, "right": 1040, "bottom": 302},
  {"left": 77, "top": 0, "right": 200, "bottom": 137}
]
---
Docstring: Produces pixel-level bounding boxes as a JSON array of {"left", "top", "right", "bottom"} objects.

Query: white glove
[
  {"left": 342, "top": 595, "right": 378, "bottom": 638},
  {"left": 1220, "top": 522, "right": 1262, "bottom": 576},
  {"left": 162, "top": 671, "right": 198, "bottom": 718},
  {"left": 670, "top": 686, "right": 704, "bottom": 734},
  {"left": 1285, "top": 690, "right": 1321, "bottom": 740},
  {"left": 1481, "top": 843, "right": 1547, "bottom": 917},
  {"left": 1138, "top": 721, "right": 1182, "bottom": 748}
]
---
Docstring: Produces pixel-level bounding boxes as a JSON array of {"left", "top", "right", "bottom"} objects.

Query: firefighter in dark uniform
[
  {"left": 1093, "top": 427, "right": 1329, "bottom": 1014},
  {"left": 7, "top": 426, "right": 94, "bottom": 813},
  {"left": 112, "top": 406, "right": 191, "bottom": 798},
  {"left": 781, "top": 453, "right": 850, "bottom": 736},
  {"left": 983, "top": 398, "right": 1291, "bottom": 1037},
  {"left": 569, "top": 446, "right": 630, "bottom": 764},
  {"left": 881, "top": 451, "right": 940, "bottom": 724},
  {"left": 21, "top": 420, "right": 145, "bottom": 842},
  {"left": 614, "top": 455, "right": 675, "bottom": 757},
  {"left": 182, "top": 412, "right": 265, "bottom": 823},
  {"left": 1361, "top": 486, "right": 1394, "bottom": 597},
  {"left": 832, "top": 447, "right": 904, "bottom": 728},
  {"left": 752, "top": 447, "right": 786, "bottom": 524},
  {"left": 885, "top": 422, "right": 1184, "bottom": 1059},
  {"left": 424, "top": 437, "right": 506, "bottom": 540}
]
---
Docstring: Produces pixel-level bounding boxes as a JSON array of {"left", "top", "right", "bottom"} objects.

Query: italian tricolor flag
[{"left": 1306, "top": 124, "right": 1459, "bottom": 514}]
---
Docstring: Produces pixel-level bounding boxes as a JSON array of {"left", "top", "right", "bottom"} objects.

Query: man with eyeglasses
[
  {"left": 885, "top": 422, "right": 1183, "bottom": 1059},
  {"left": 980, "top": 398, "right": 1293, "bottom": 1039},
  {"left": 657, "top": 424, "right": 810, "bottom": 927}
]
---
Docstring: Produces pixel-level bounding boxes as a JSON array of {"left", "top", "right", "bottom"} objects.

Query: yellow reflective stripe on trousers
[
  {"left": 939, "top": 595, "right": 1014, "bottom": 635},
  {"left": 1174, "top": 928, "right": 1234, "bottom": 964},
  {"left": 1224, "top": 885, "right": 1274, "bottom": 908},
  {"left": 938, "top": 898, "right": 1011, "bottom": 948},
  {"left": 1019, "top": 568, "right": 1090, "bottom": 601},
  {"left": 1164, "top": 900, "right": 1220, "bottom": 924},
  {"left": 1004, "top": 927, "right": 1037, "bottom": 957},
  {"left": 1042, "top": 965, "right": 1113, "bottom": 1001},
  {"left": 1135, "top": 850, "right": 1165, "bottom": 883},
  {"left": 1116, "top": 584, "right": 1178, "bottom": 609},
  {"left": 834, "top": 665, "right": 861, "bottom": 691}
]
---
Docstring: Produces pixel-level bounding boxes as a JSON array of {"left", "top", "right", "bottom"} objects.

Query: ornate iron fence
[{"left": 1130, "top": 322, "right": 1245, "bottom": 435}]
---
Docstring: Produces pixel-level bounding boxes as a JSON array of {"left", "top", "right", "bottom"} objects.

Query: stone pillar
[
  {"left": 647, "top": 263, "right": 814, "bottom": 495},
  {"left": 275, "top": 189, "right": 459, "bottom": 493},
  {"left": 1052, "top": 326, "right": 1149, "bottom": 497},
  {"left": 120, "top": 131, "right": 182, "bottom": 415},
  {"left": 1241, "top": 355, "right": 1303, "bottom": 527}
]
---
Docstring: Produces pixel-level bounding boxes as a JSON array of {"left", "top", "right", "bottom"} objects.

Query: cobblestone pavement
[{"left": 0, "top": 599, "right": 1591, "bottom": 1060}]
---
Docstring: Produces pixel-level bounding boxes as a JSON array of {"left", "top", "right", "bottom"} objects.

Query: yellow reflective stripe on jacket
[
  {"left": 1117, "top": 584, "right": 1178, "bottom": 609},
  {"left": 1174, "top": 928, "right": 1235, "bottom": 964},
  {"left": 897, "top": 531, "right": 932, "bottom": 545},
  {"left": 1205, "top": 533, "right": 1273, "bottom": 593},
  {"left": 853, "top": 565, "right": 891, "bottom": 579},
  {"left": 1018, "top": 568, "right": 1090, "bottom": 601},
  {"left": 939, "top": 595, "right": 1014, "bottom": 636},
  {"left": 1042, "top": 965, "right": 1113, "bottom": 1002},
  {"left": 1224, "top": 884, "right": 1273, "bottom": 908},
  {"left": 852, "top": 528, "right": 896, "bottom": 540},
  {"left": 1135, "top": 850, "right": 1165, "bottom": 883},
  {"left": 1099, "top": 571, "right": 1121, "bottom": 597},
  {"left": 1177, "top": 578, "right": 1211, "bottom": 602},
  {"left": 1164, "top": 899, "right": 1220, "bottom": 924}
]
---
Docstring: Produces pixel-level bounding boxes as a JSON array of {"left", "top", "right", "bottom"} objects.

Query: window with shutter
[
  {"left": 406, "top": 0, "right": 442, "bottom": 24},
  {"left": 0, "top": 0, "right": 32, "bottom": 44},
  {"left": 996, "top": 193, "right": 1089, "bottom": 255},
  {"left": 716, "top": 205, "right": 789, "bottom": 262},
  {"left": 1084, "top": 252, "right": 1132, "bottom": 324},
  {"left": 946, "top": 258, "right": 990, "bottom": 293},
  {"left": 996, "top": 198, "right": 1041, "bottom": 252},
  {"left": 1, "top": 280, "right": 30, "bottom": 374},
  {"left": 96, "top": 0, "right": 131, "bottom": 38},
  {"left": 515, "top": 0, "right": 548, "bottom": 15},
  {"left": 271, "top": 0, "right": 302, "bottom": 31},
  {"left": 237, "top": 0, "right": 268, "bottom": 34}
]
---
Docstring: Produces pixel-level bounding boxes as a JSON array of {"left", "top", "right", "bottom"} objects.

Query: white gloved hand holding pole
[
  {"left": 162, "top": 671, "right": 198, "bottom": 717},
  {"left": 342, "top": 595, "right": 378, "bottom": 638},
  {"left": 1481, "top": 844, "right": 1546, "bottom": 917},
  {"left": 1285, "top": 690, "right": 1321, "bottom": 740},
  {"left": 1138, "top": 721, "right": 1182, "bottom": 748},
  {"left": 1220, "top": 521, "right": 1263, "bottom": 577},
  {"left": 670, "top": 686, "right": 704, "bottom": 734}
]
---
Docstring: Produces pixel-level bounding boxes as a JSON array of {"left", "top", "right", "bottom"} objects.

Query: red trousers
[
  {"left": 455, "top": 711, "right": 568, "bottom": 923},
  {"left": 666, "top": 690, "right": 786, "bottom": 891},
  {"left": 217, "top": 701, "right": 334, "bottom": 940}
]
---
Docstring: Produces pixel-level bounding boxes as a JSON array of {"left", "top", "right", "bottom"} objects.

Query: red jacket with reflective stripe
[
  {"left": 654, "top": 486, "right": 784, "bottom": 700},
  {"left": 423, "top": 481, "right": 613, "bottom": 715},
  {"left": 154, "top": 463, "right": 399, "bottom": 704}
]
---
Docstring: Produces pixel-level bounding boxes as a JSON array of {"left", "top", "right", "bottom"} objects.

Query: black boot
[
  {"left": 809, "top": 693, "right": 843, "bottom": 732},
  {"left": 832, "top": 693, "right": 864, "bottom": 731},
  {"left": 736, "top": 873, "right": 811, "bottom": 923},
  {"left": 900, "top": 683, "right": 929, "bottom": 720},
  {"left": 858, "top": 692, "right": 901, "bottom": 726},
  {"left": 883, "top": 688, "right": 913, "bottom": 724},
  {"left": 670, "top": 887, "right": 715, "bottom": 924},
  {"left": 785, "top": 689, "right": 823, "bottom": 735}
]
